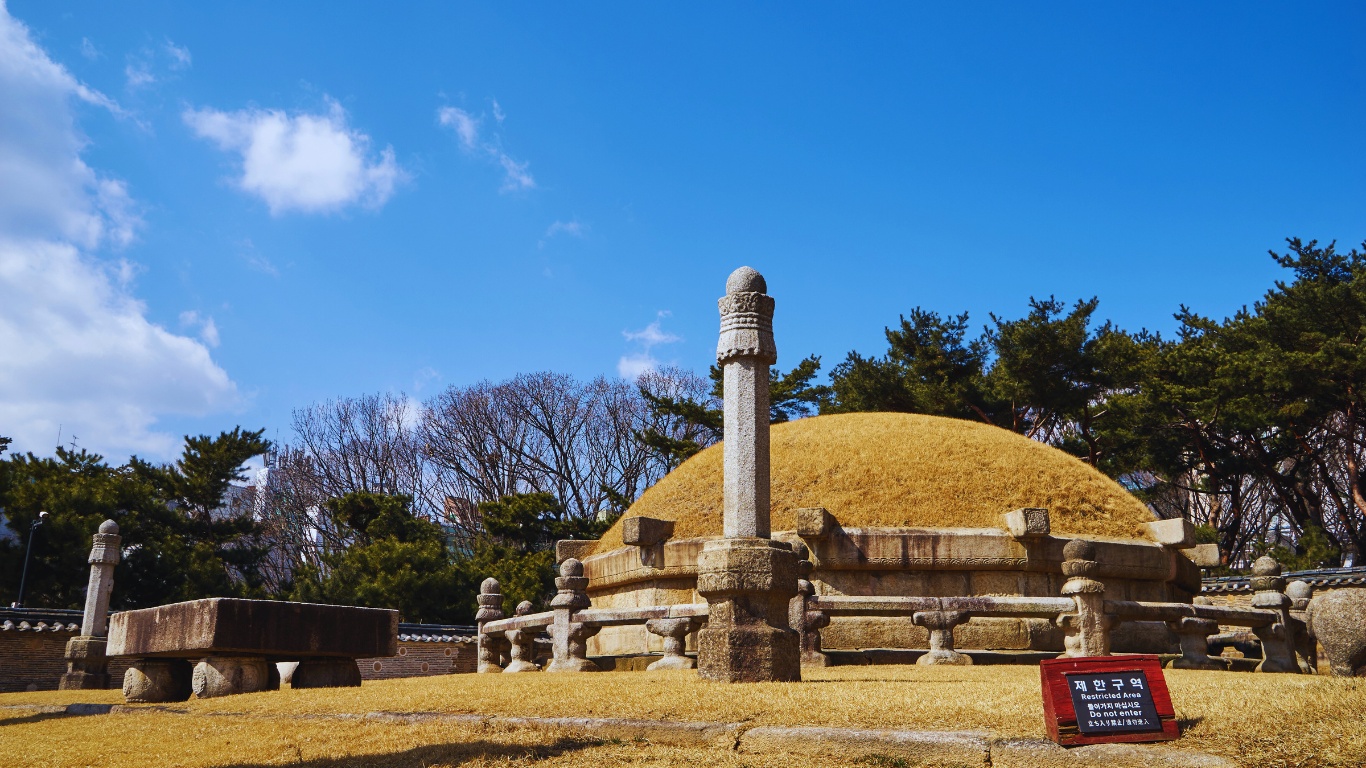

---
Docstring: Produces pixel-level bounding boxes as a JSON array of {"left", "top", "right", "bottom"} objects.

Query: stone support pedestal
[
  {"left": 645, "top": 617, "right": 700, "bottom": 671},
  {"left": 60, "top": 520, "right": 120, "bottom": 690},
  {"left": 504, "top": 601, "right": 542, "bottom": 673},
  {"left": 546, "top": 559, "right": 599, "bottom": 673},
  {"left": 1250, "top": 556, "right": 1301, "bottom": 673},
  {"left": 123, "top": 659, "right": 193, "bottom": 703},
  {"left": 1058, "top": 539, "right": 1112, "bottom": 658},
  {"left": 913, "top": 610, "right": 971, "bottom": 666},
  {"left": 1166, "top": 616, "right": 1225, "bottom": 670},
  {"left": 792, "top": 552, "right": 830, "bottom": 668},
  {"left": 292, "top": 658, "right": 362, "bottom": 688},
  {"left": 476, "top": 578, "right": 507, "bottom": 673},
  {"left": 697, "top": 537, "right": 800, "bottom": 682},
  {"left": 193, "top": 656, "right": 272, "bottom": 698}
]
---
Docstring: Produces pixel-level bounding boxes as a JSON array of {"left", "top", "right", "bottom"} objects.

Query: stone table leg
[
  {"left": 193, "top": 656, "right": 272, "bottom": 698},
  {"left": 292, "top": 658, "right": 362, "bottom": 688},
  {"left": 123, "top": 658, "right": 193, "bottom": 703}
]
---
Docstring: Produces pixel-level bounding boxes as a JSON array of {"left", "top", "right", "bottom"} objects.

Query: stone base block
[
  {"left": 646, "top": 654, "right": 696, "bottom": 671},
  {"left": 124, "top": 659, "right": 193, "bottom": 703},
  {"left": 291, "top": 658, "right": 362, "bottom": 688},
  {"left": 545, "top": 657, "right": 600, "bottom": 673},
  {"left": 916, "top": 649, "right": 971, "bottom": 666},
  {"left": 697, "top": 624, "right": 800, "bottom": 683},
  {"left": 503, "top": 659, "right": 541, "bottom": 673},
  {"left": 60, "top": 636, "right": 112, "bottom": 690},
  {"left": 192, "top": 656, "right": 271, "bottom": 698}
]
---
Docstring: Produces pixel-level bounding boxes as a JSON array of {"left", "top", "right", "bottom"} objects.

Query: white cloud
[
  {"left": 437, "top": 103, "right": 535, "bottom": 192},
  {"left": 164, "top": 40, "right": 191, "bottom": 69},
  {"left": 124, "top": 61, "right": 154, "bottom": 89},
  {"left": 539, "top": 218, "right": 586, "bottom": 248},
  {"left": 79, "top": 37, "right": 98, "bottom": 60},
  {"left": 178, "top": 310, "right": 220, "bottom": 348},
  {"left": 618, "top": 312, "right": 682, "bottom": 380},
  {"left": 0, "top": 5, "right": 238, "bottom": 460},
  {"left": 185, "top": 98, "right": 404, "bottom": 215}
]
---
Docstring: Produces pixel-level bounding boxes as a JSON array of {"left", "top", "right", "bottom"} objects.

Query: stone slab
[
  {"left": 992, "top": 738, "right": 1237, "bottom": 768},
  {"left": 107, "top": 598, "right": 397, "bottom": 660},
  {"left": 739, "top": 725, "right": 990, "bottom": 764}
]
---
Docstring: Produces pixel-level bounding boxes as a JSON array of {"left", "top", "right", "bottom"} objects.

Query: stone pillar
[
  {"left": 545, "top": 559, "right": 599, "bottom": 673},
  {"left": 1286, "top": 579, "right": 1317, "bottom": 674},
  {"left": 913, "top": 610, "right": 971, "bottom": 666},
  {"left": 645, "top": 617, "right": 700, "bottom": 670},
  {"left": 504, "top": 601, "right": 542, "bottom": 673},
  {"left": 697, "top": 267, "right": 800, "bottom": 683},
  {"left": 60, "top": 519, "right": 121, "bottom": 690},
  {"left": 193, "top": 656, "right": 272, "bottom": 697},
  {"left": 123, "top": 659, "right": 193, "bottom": 703},
  {"left": 1250, "top": 556, "right": 1300, "bottom": 673},
  {"left": 476, "top": 577, "right": 507, "bottom": 674},
  {"left": 1058, "top": 539, "right": 1112, "bottom": 658},
  {"left": 1166, "top": 616, "right": 1224, "bottom": 670}
]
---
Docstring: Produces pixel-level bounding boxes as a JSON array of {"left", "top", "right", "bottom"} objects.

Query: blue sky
[{"left": 1, "top": 2, "right": 1363, "bottom": 462}]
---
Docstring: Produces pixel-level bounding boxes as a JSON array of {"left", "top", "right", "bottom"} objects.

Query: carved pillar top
[
  {"left": 717, "top": 266, "right": 776, "bottom": 366},
  {"left": 89, "top": 520, "right": 121, "bottom": 566}
]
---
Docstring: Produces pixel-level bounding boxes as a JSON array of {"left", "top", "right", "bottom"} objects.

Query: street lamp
[{"left": 13, "top": 511, "right": 48, "bottom": 609}]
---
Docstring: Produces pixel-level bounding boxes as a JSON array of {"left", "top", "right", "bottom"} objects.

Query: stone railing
[
  {"left": 477, "top": 558, "right": 708, "bottom": 674},
  {"left": 799, "top": 539, "right": 1308, "bottom": 673}
]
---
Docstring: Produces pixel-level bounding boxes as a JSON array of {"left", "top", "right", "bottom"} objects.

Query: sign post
[{"left": 1040, "top": 655, "right": 1179, "bottom": 746}]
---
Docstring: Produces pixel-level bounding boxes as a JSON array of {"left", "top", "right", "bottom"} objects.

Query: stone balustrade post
[
  {"left": 60, "top": 519, "right": 121, "bottom": 690},
  {"left": 1250, "top": 556, "right": 1301, "bottom": 673},
  {"left": 696, "top": 267, "right": 801, "bottom": 683},
  {"left": 504, "top": 601, "right": 541, "bottom": 673},
  {"left": 1058, "top": 539, "right": 1112, "bottom": 658},
  {"left": 645, "top": 617, "right": 701, "bottom": 670},
  {"left": 1286, "top": 579, "right": 1317, "bottom": 674},
  {"left": 913, "top": 610, "right": 971, "bottom": 666},
  {"left": 790, "top": 551, "right": 830, "bottom": 668},
  {"left": 476, "top": 577, "right": 507, "bottom": 673},
  {"left": 545, "top": 558, "right": 599, "bottom": 673},
  {"left": 1167, "top": 615, "right": 1224, "bottom": 670}
]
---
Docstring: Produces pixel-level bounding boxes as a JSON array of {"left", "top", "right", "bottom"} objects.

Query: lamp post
[{"left": 14, "top": 511, "right": 49, "bottom": 609}]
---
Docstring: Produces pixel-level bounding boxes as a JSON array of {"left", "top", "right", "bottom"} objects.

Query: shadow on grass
[
  {"left": 0, "top": 711, "right": 87, "bottom": 727},
  {"left": 1177, "top": 715, "right": 1204, "bottom": 734},
  {"left": 212, "top": 736, "right": 606, "bottom": 768}
]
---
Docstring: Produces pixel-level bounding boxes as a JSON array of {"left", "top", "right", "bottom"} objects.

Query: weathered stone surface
[
  {"left": 1185, "top": 543, "right": 1221, "bottom": 567},
  {"left": 546, "top": 559, "right": 600, "bottom": 673},
  {"left": 645, "top": 617, "right": 699, "bottom": 670},
  {"left": 697, "top": 537, "right": 800, "bottom": 682},
  {"left": 555, "top": 539, "right": 597, "bottom": 564},
  {"left": 1144, "top": 518, "right": 1196, "bottom": 548},
  {"left": 991, "top": 738, "right": 1236, "bottom": 767},
  {"left": 739, "top": 725, "right": 989, "bottom": 764},
  {"left": 292, "top": 658, "right": 362, "bottom": 688},
  {"left": 61, "top": 520, "right": 121, "bottom": 690},
  {"left": 1307, "top": 588, "right": 1366, "bottom": 676},
  {"left": 718, "top": 266, "right": 776, "bottom": 539},
  {"left": 795, "top": 507, "right": 836, "bottom": 538},
  {"left": 1002, "top": 508, "right": 1050, "bottom": 539},
  {"left": 59, "top": 636, "right": 111, "bottom": 690},
  {"left": 622, "top": 516, "right": 675, "bottom": 547},
  {"left": 107, "top": 598, "right": 397, "bottom": 660},
  {"left": 192, "top": 656, "right": 271, "bottom": 698},
  {"left": 123, "top": 658, "right": 193, "bottom": 703}
]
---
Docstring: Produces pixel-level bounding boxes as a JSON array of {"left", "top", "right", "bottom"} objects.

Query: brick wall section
[
  {"left": 0, "top": 627, "right": 132, "bottom": 693},
  {"left": 359, "top": 638, "right": 476, "bottom": 680}
]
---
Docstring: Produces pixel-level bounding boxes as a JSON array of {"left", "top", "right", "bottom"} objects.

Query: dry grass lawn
[
  {"left": 2, "top": 665, "right": 1362, "bottom": 767},
  {"left": 596, "top": 412, "right": 1156, "bottom": 552}
]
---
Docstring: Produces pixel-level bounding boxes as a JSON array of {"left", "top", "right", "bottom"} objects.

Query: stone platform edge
[{"left": 3, "top": 705, "right": 1238, "bottom": 767}]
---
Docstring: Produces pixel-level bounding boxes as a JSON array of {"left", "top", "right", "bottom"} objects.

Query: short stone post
[
  {"left": 645, "top": 617, "right": 701, "bottom": 670},
  {"left": 476, "top": 577, "right": 507, "bottom": 674},
  {"left": 545, "top": 558, "right": 599, "bottom": 673},
  {"left": 1166, "top": 615, "right": 1224, "bottom": 670},
  {"left": 504, "top": 601, "right": 542, "bottom": 673},
  {"left": 1058, "top": 539, "right": 1112, "bottom": 657},
  {"left": 192, "top": 656, "right": 272, "bottom": 697},
  {"left": 1286, "top": 579, "right": 1317, "bottom": 674},
  {"left": 913, "top": 610, "right": 971, "bottom": 666},
  {"left": 60, "top": 519, "right": 120, "bottom": 690},
  {"left": 696, "top": 267, "right": 801, "bottom": 683},
  {"left": 1250, "top": 556, "right": 1300, "bottom": 673},
  {"left": 790, "top": 551, "right": 830, "bottom": 668},
  {"left": 123, "top": 659, "right": 193, "bottom": 703}
]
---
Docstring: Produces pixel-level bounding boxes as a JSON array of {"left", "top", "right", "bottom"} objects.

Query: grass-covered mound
[{"left": 595, "top": 412, "right": 1154, "bottom": 554}]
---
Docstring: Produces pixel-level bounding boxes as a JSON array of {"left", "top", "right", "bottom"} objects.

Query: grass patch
[
  {"left": 594, "top": 413, "right": 1155, "bottom": 553},
  {"left": 3, "top": 665, "right": 1362, "bottom": 766}
]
